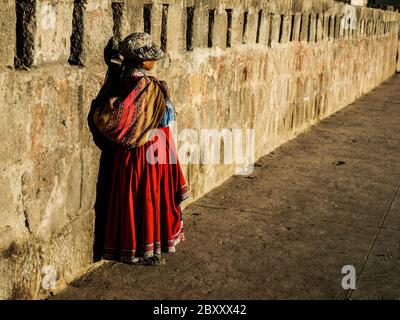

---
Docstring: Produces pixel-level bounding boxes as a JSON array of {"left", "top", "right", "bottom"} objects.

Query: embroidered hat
[{"left": 119, "top": 32, "right": 166, "bottom": 62}]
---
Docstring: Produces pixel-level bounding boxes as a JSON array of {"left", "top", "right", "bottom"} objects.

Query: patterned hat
[{"left": 119, "top": 32, "right": 166, "bottom": 62}]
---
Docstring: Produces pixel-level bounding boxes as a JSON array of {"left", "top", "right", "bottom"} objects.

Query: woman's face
[{"left": 142, "top": 60, "right": 156, "bottom": 70}]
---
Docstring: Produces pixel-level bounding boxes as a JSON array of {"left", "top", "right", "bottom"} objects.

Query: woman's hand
[{"left": 106, "top": 96, "right": 119, "bottom": 110}]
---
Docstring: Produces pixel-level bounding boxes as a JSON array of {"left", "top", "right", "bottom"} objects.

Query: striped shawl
[{"left": 93, "top": 71, "right": 167, "bottom": 148}]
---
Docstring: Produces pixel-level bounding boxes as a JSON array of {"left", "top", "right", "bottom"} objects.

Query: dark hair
[{"left": 121, "top": 58, "right": 142, "bottom": 73}]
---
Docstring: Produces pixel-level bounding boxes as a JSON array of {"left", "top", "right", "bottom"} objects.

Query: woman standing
[{"left": 93, "top": 32, "right": 190, "bottom": 266}]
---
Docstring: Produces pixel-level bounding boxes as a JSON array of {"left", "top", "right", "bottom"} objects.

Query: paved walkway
[{"left": 53, "top": 75, "right": 400, "bottom": 300}]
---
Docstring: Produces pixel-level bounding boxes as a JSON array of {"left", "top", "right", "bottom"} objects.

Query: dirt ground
[{"left": 52, "top": 75, "right": 400, "bottom": 300}]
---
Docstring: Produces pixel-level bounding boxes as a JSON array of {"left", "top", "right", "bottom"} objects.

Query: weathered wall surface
[{"left": 0, "top": 0, "right": 399, "bottom": 299}]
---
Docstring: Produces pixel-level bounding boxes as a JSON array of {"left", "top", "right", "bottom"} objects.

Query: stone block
[
  {"left": 213, "top": 6, "right": 228, "bottom": 48},
  {"left": 164, "top": 2, "right": 186, "bottom": 52},
  {"left": 0, "top": 1, "right": 16, "bottom": 69},
  {"left": 69, "top": 0, "right": 113, "bottom": 67},
  {"left": 33, "top": 0, "right": 74, "bottom": 65}
]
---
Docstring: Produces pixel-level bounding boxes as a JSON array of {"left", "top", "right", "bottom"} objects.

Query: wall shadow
[{"left": 87, "top": 38, "right": 122, "bottom": 261}]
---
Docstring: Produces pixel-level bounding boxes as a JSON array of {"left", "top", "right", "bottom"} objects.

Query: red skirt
[{"left": 103, "top": 126, "right": 190, "bottom": 262}]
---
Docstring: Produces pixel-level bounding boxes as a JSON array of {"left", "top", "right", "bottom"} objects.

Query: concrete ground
[{"left": 52, "top": 75, "right": 400, "bottom": 300}]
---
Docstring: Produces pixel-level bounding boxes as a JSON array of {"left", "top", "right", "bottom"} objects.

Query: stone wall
[{"left": 0, "top": 0, "right": 399, "bottom": 299}]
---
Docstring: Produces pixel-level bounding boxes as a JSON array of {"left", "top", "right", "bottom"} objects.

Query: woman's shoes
[
  {"left": 123, "top": 254, "right": 166, "bottom": 266},
  {"left": 123, "top": 257, "right": 143, "bottom": 265},
  {"left": 144, "top": 254, "right": 166, "bottom": 266}
]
